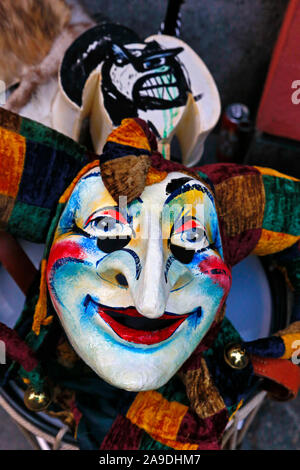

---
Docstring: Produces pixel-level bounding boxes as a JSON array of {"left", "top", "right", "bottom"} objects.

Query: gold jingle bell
[
  {"left": 224, "top": 343, "right": 249, "bottom": 370},
  {"left": 24, "top": 383, "right": 53, "bottom": 412}
]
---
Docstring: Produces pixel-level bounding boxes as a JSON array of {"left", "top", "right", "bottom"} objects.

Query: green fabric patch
[
  {"left": 20, "top": 117, "right": 87, "bottom": 162},
  {"left": 262, "top": 175, "right": 300, "bottom": 235},
  {"left": 204, "top": 317, "right": 241, "bottom": 360},
  {"left": 140, "top": 432, "right": 173, "bottom": 450},
  {"left": 156, "top": 374, "right": 190, "bottom": 407},
  {"left": 7, "top": 201, "right": 52, "bottom": 243}
]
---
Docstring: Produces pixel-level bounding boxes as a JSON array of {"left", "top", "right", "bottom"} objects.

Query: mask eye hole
[
  {"left": 143, "top": 56, "right": 166, "bottom": 70},
  {"left": 97, "top": 235, "right": 131, "bottom": 254},
  {"left": 169, "top": 243, "right": 195, "bottom": 264},
  {"left": 115, "top": 57, "right": 129, "bottom": 66},
  {"left": 169, "top": 218, "right": 210, "bottom": 264},
  {"left": 83, "top": 209, "right": 133, "bottom": 253}
]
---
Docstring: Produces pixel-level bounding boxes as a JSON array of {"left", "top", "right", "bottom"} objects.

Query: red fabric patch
[
  {"left": 100, "top": 415, "right": 143, "bottom": 450},
  {"left": 221, "top": 227, "right": 262, "bottom": 266},
  {"left": 69, "top": 398, "right": 82, "bottom": 426},
  {"left": 251, "top": 355, "right": 300, "bottom": 400},
  {"left": 177, "top": 408, "right": 228, "bottom": 449},
  {"left": 0, "top": 321, "right": 38, "bottom": 371},
  {"left": 196, "top": 163, "right": 260, "bottom": 185},
  {"left": 133, "top": 118, "right": 158, "bottom": 152},
  {"left": 151, "top": 151, "right": 194, "bottom": 173}
]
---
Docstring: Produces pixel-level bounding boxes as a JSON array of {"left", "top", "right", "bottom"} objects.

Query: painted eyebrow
[
  {"left": 81, "top": 170, "right": 101, "bottom": 180},
  {"left": 164, "top": 182, "right": 214, "bottom": 205},
  {"left": 83, "top": 199, "right": 143, "bottom": 227}
]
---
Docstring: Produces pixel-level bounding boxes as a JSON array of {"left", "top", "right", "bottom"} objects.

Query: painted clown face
[
  {"left": 47, "top": 168, "right": 231, "bottom": 391},
  {"left": 103, "top": 41, "right": 189, "bottom": 113}
]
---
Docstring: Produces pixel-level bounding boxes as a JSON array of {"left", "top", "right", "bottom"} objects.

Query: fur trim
[
  {"left": 0, "top": 0, "right": 71, "bottom": 87},
  {"left": 3, "top": 1, "right": 95, "bottom": 115}
]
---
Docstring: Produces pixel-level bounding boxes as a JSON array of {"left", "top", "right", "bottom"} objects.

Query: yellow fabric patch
[
  {"left": 275, "top": 321, "right": 300, "bottom": 337},
  {"left": 182, "top": 358, "right": 226, "bottom": 419},
  {"left": 253, "top": 229, "right": 299, "bottom": 256},
  {"left": 281, "top": 334, "right": 300, "bottom": 359},
  {"left": 32, "top": 259, "right": 53, "bottom": 335},
  {"left": 107, "top": 118, "right": 151, "bottom": 151},
  {"left": 126, "top": 390, "right": 188, "bottom": 442},
  {"left": 145, "top": 167, "right": 168, "bottom": 186},
  {"left": 255, "top": 166, "right": 300, "bottom": 182},
  {"left": 0, "top": 127, "right": 26, "bottom": 198},
  {"left": 59, "top": 161, "right": 99, "bottom": 204},
  {"left": 0, "top": 194, "right": 15, "bottom": 230},
  {"left": 214, "top": 173, "right": 265, "bottom": 237}
]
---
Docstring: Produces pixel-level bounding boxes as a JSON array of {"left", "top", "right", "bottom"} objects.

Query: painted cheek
[
  {"left": 47, "top": 240, "right": 87, "bottom": 277},
  {"left": 198, "top": 256, "right": 232, "bottom": 294}
]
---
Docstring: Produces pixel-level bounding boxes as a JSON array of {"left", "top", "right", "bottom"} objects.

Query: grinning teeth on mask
[{"left": 139, "top": 73, "right": 179, "bottom": 100}]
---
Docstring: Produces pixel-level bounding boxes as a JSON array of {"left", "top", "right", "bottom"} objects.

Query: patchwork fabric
[
  {"left": 0, "top": 109, "right": 90, "bottom": 242},
  {"left": 179, "top": 358, "right": 226, "bottom": 419},
  {"left": 0, "top": 194, "right": 14, "bottom": 230},
  {"left": 106, "top": 118, "right": 152, "bottom": 151},
  {"left": 261, "top": 175, "right": 299, "bottom": 234},
  {"left": 194, "top": 164, "right": 300, "bottom": 265},
  {"left": 213, "top": 174, "right": 265, "bottom": 237},
  {"left": 0, "top": 127, "right": 26, "bottom": 198},
  {"left": 253, "top": 229, "right": 299, "bottom": 256}
]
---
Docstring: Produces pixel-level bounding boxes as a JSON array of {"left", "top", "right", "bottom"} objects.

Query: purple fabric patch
[{"left": 177, "top": 408, "right": 228, "bottom": 449}]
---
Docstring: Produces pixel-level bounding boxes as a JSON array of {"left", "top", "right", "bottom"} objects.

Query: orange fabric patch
[
  {"left": 255, "top": 166, "right": 300, "bottom": 182},
  {"left": 281, "top": 334, "right": 300, "bottom": 359},
  {"left": 145, "top": 167, "right": 168, "bottom": 186},
  {"left": 0, "top": 127, "right": 26, "bottom": 197},
  {"left": 126, "top": 390, "right": 188, "bottom": 442},
  {"left": 59, "top": 161, "right": 99, "bottom": 204},
  {"left": 253, "top": 228, "right": 299, "bottom": 256},
  {"left": 107, "top": 118, "right": 151, "bottom": 151}
]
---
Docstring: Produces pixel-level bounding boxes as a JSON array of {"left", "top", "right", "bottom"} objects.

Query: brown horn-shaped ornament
[{"left": 100, "top": 154, "right": 151, "bottom": 204}]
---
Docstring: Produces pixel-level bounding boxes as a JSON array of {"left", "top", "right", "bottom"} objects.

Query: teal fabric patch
[
  {"left": 204, "top": 317, "right": 256, "bottom": 416},
  {"left": 20, "top": 117, "right": 87, "bottom": 162},
  {"left": 156, "top": 374, "right": 190, "bottom": 407},
  {"left": 140, "top": 432, "right": 173, "bottom": 450},
  {"left": 7, "top": 201, "right": 52, "bottom": 242},
  {"left": 262, "top": 175, "right": 300, "bottom": 235}
]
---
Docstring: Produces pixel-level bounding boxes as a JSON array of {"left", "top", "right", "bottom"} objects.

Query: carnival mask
[
  {"left": 53, "top": 23, "right": 220, "bottom": 165},
  {"left": 47, "top": 163, "right": 231, "bottom": 391}
]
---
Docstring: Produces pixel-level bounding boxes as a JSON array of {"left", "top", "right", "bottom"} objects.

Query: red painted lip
[{"left": 86, "top": 296, "right": 196, "bottom": 345}]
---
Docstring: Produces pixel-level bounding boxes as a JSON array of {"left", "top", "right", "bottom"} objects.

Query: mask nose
[{"left": 132, "top": 215, "right": 169, "bottom": 319}]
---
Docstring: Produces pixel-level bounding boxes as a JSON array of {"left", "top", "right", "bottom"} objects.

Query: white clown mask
[{"left": 47, "top": 166, "right": 232, "bottom": 391}]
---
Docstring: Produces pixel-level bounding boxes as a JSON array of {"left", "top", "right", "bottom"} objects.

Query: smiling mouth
[{"left": 84, "top": 295, "right": 201, "bottom": 345}]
